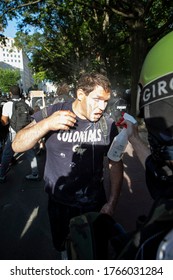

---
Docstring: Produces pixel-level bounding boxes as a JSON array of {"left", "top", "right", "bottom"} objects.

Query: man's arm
[
  {"left": 12, "top": 119, "right": 49, "bottom": 152},
  {"left": 1, "top": 115, "right": 9, "bottom": 126},
  {"left": 101, "top": 159, "right": 123, "bottom": 216},
  {"left": 12, "top": 109, "right": 77, "bottom": 153}
]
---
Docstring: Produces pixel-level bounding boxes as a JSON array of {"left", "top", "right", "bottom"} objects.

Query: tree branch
[{"left": 2, "top": 0, "right": 43, "bottom": 17}]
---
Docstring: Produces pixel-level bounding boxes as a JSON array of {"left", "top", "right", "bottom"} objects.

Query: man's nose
[{"left": 98, "top": 100, "right": 105, "bottom": 110}]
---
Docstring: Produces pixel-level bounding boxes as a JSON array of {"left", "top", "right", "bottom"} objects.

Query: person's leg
[
  {"left": 48, "top": 197, "right": 79, "bottom": 252},
  {"left": 0, "top": 134, "right": 14, "bottom": 181},
  {"left": 25, "top": 148, "right": 39, "bottom": 179}
]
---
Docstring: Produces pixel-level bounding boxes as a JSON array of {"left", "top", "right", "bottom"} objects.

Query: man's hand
[
  {"left": 46, "top": 110, "right": 77, "bottom": 131},
  {"left": 100, "top": 202, "right": 115, "bottom": 216}
]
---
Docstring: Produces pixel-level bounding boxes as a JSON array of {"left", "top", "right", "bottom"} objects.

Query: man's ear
[{"left": 76, "top": 89, "right": 85, "bottom": 101}]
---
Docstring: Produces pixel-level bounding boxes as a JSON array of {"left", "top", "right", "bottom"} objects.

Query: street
[
  {"left": 0, "top": 138, "right": 153, "bottom": 260},
  {"left": 0, "top": 150, "right": 57, "bottom": 260}
]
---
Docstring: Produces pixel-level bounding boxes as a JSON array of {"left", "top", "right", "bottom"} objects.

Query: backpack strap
[
  {"left": 11, "top": 100, "right": 17, "bottom": 114},
  {"left": 41, "top": 106, "right": 48, "bottom": 119},
  {"left": 41, "top": 102, "right": 65, "bottom": 119},
  {"left": 98, "top": 115, "right": 109, "bottom": 144}
]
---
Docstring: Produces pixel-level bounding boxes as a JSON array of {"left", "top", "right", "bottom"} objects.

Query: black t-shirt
[{"left": 33, "top": 101, "right": 118, "bottom": 206}]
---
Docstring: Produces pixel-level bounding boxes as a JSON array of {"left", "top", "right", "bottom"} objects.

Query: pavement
[
  {"left": 0, "top": 127, "right": 154, "bottom": 260},
  {"left": 114, "top": 127, "right": 154, "bottom": 231},
  {"left": 0, "top": 150, "right": 58, "bottom": 260}
]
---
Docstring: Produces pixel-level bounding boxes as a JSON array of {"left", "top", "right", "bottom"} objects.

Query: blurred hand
[
  {"left": 100, "top": 202, "right": 114, "bottom": 216},
  {"left": 47, "top": 110, "right": 76, "bottom": 131}
]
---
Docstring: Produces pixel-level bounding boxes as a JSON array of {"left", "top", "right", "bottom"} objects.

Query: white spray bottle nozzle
[{"left": 123, "top": 113, "right": 137, "bottom": 124}]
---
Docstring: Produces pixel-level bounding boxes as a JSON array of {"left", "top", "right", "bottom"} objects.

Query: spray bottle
[{"left": 107, "top": 113, "right": 137, "bottom": 161}]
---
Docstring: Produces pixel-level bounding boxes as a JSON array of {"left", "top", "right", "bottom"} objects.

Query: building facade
[{"left": 0, "top": 37, "right": 34, "bottom": 93}]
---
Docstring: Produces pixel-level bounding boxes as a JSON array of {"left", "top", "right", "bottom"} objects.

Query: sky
[
  {"left": 3, "top": 19, "right": 37, "bottom": 38},
  {"left": 3, "top": 20, "right": 18, "bottom": 38}
]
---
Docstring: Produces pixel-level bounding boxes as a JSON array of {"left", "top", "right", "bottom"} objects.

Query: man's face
[{"left": 79, "top": 85, "right": 110, "bottom": 122}]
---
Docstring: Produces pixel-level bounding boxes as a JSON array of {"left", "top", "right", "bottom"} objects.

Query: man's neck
[{"left": 72, "top": 100, "right": 86, "bottom": 120}]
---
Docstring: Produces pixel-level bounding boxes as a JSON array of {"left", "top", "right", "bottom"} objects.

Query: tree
[
  {"left": 33, "top": 70, "right": 47, "bottom": 85},
  {"left": 1, "top": 0, "right": 173, "bottom": 114},
  {"left": 0, "top": 0, "right": 43, "bottom": 41},
  {"left": 13, "top": 1, "right": 132, "bottom": 87},
  {"left": 0, "top": 68, "right": 21, "bottom": 92}
]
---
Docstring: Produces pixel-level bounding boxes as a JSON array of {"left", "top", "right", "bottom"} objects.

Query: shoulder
[
  {"left": 3, "top": 100, "right": 13, "bottom": 107},
  {"left": 33, "top": 101, "right": 73, "bottom": 122},
  {"left": 25, "top": 99, "right": 31, "bottom": 106},
  {"left": 53, "top": 100, "right": 72, "bottom": 109},
  {"left": 46, "top": 101, "right": 72, "bottom": 114},
  {"left": 2, "top": 101, "right": 13, "bottom": 116}
]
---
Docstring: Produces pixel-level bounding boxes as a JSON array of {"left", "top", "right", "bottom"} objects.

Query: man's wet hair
[{"left": 76, "top": 72, "right": 111, "bottom": 95}]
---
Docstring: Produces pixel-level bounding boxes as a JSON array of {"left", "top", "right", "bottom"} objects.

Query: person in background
[
  {"left": 53, "top": 82, "right": 72, "bottom": 104},
  {"left": 0, "top": 85, "right": 39, "bottom": 183},
  {"left": 12, "top": 72, "right": 123, "bottom": 258},
  {"left": 0, "top": 91, "right": 9, "bottom": 152}
]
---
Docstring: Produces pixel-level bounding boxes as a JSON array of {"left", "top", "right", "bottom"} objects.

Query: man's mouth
[{"left": 94, "top": 112, "right": 103, "bottom": 118}]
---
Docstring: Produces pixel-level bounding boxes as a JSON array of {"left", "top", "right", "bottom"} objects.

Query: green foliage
[
  {"left": 1, "top": 0, "right": 173, "bottom": 114},
  {"left": 0, "top": 68, "right": 21, "bottom": 92},
  {"left": 33, "top": 71, "right": 46, "bottom": 84}
]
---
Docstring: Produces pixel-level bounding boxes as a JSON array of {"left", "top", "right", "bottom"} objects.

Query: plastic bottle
[
  {"left": 107, "top": 113, "right": 137, "bottom": 161},
  {"left": 107, "top": 127, "right": 128, "bottom": 161}
]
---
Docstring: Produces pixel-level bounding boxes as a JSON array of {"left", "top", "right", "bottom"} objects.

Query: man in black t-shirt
[{"left": 12, "top": 73, "right": 123, "bottom": 255}]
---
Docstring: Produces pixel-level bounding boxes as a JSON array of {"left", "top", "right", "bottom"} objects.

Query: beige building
[{"left": 0, "top": 37, "right": 34, "bottom": 93}]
